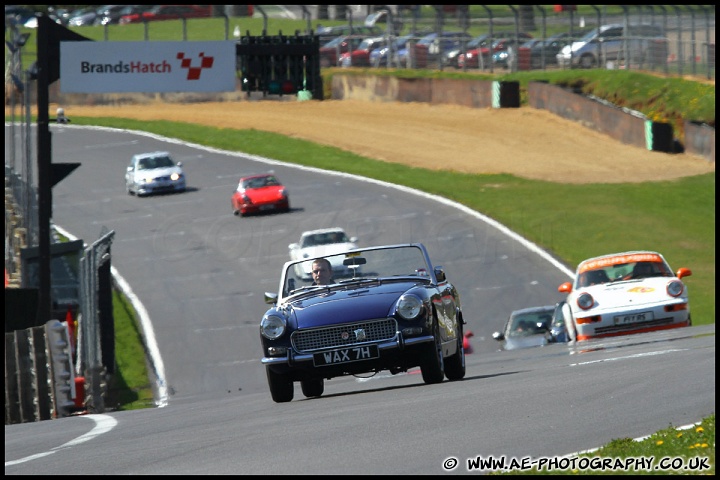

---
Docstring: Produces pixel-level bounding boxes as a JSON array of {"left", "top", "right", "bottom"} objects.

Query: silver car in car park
[
  {"left": 556, "top": 23, "right": 666, "bottom": 69},
  {"left": 125, "top": 151, "right": 186, "bottom": 197}
]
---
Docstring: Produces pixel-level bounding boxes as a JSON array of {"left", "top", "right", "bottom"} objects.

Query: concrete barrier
[
  {"left": 684, "top": 120, "right": 715, "bottom": 162},
  {"left": 528, "top": 81, "right": 675, "bottom": 153}
]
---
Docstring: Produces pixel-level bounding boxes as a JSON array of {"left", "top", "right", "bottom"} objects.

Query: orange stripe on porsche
[{"left": 578, "top": 253, "right": 663, "bottom": 273}]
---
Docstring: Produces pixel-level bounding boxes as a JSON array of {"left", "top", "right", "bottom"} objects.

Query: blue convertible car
[{"left": 260, "top": 243, "right": 467, "bottom": 403}]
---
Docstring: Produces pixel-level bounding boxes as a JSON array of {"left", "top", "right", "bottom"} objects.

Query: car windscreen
[{"left": 282, "top": 245, "right": 431, "bottom": 296}]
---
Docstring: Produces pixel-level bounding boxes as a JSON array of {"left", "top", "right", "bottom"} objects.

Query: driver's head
[{"left": 312, "top": 258, "right": 334, "bottom": 285}]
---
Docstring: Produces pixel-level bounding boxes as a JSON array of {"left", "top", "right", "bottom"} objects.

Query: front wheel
[
  {"left": 266, "top": 367, "right": 294, "bottom": 403},
  {"left": 300, "top": 378, "right": 324, "bottom": 398},
  {"left": 420, "top": 322, "right": 445, "bottom": 384},
  {"left": 444, "top": 325, "right": 466, "bottom": 381},
  {"left": 579, "top": 54, "right": 596, "bottom": 69}
]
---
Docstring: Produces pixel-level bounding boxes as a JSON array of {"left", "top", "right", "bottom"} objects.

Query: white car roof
[
  {"left": 133, "top": 151, "right": 171, "bottom": 160},
  {"left": 300, "top": 227, "right": 346, "bottom": 237}
]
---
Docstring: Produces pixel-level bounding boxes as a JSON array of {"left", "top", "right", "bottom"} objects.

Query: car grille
[{"left": 291, "top": 318, "right": 398, "bottom": 353}]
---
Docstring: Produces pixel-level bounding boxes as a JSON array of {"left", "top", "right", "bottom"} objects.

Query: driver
[{"left": 311, "top": 258, "right": 335, "bottom": 285}]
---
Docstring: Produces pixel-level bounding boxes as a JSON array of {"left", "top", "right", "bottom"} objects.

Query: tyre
[
  {"left": 580, "top": 54, "right": 596, "bottom": 69},
  {"left": 444, "top": 324, "right": 466, "bottom": 381},
  {"left": 266, "top": 367, "right": 293, "bottom": 403},
  {"left": 300, "top": 378, "right": 324, "bottom": 398},
  {"left": 420, "top": 322, "right": 445, "bottom": 384}
]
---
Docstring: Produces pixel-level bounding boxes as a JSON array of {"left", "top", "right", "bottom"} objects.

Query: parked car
[
  {"left": 231, "top": 173, "right": 289, "bottom": 217},
  {"left": 459, "top": 35, "right": 533, "bottom": 69},
  {"left": 66, "top": 6, "right": 102, "bottom": 27},
  {"left": 119, "top": 5, "right": 212, "bottom": 25},
  {"left": 518, "top": 32, "right": 574, "bottom": 69},
  {"left": 369, "top": 34, "right": 415, "bottom": 67},
  {"left": 48, "top": 6, "right": 73, "bottom": 26},
  {"left": 96, "top": 4, "right": 146, "bottom": 25},
  {"left": 125, "top": 151, "right": 186, "bottom": 197},
  {"left": 260, "top": 242, "right": 467, "bottom": 402},
  {"left": 558, "top": 251, "right": 692, "bottom": 342},
  {"left": 5, "top": 5, "right": 36, "bottom": 27},
  {"left": 340, "top": 36, "right": 387, "bottom": 67},
  {"left": 319, "top": 34, "right": 371, "bottom": 68},
  {"left": 288, "top": 228, "right": 359, "bottom": 279},
  {"left": 316, "top": 24, "right": 383, "bottom": 46},
  {"left": 395, "top": 31, "right": 472, "bottom": 69},
  {"left": 492, "top": 305, "right": 556, "bottom": 350},
  {"left": 491, "top": 37, "right": 538, "bottom": 68},
  {"left": 556, "top": 23, "right": 666, "bottom": 69},
  {"left": 445, "top": 32, "right": 532, "bottom": 69}
]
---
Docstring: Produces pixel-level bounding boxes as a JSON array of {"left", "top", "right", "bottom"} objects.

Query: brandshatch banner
[{"left": 60, "top": 41, "right": 236, "bottom": 93}]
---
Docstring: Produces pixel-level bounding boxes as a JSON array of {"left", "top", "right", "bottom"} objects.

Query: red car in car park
[
  {"left": 340, "top": 36, "right": 387, "bottom": 67},
  {"left": 231, "top": 173, "right": 290, "bottom": 217},
  {"left": 458, "top": 33, "right": 533, "bottom": 69},
  {"left": 319, "top": 34, "right": 371, "bottom": 68},
  {"left": 119, "top": 5, "right": 212, "bottom": 24}
]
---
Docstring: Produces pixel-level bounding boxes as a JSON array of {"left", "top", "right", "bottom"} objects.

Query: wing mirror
[
  {"left": 676, "top": 267, "right": 692, "bottom": 279},
  {"left": 264, "top": 292, "right": 278, "bottom": 305},
  {"left": 434, "top": 266, "right": 446, "bottom": 282}
]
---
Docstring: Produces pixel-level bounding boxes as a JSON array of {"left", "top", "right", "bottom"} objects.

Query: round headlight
[
  {"left": 576, "top": 292, "right": 594, "bottom": 310},
  {"left": 666, "top": 280, "right": 684, "bottom": 297},
  {"left": 260, "top": 315, "right": 286, "bottom": 340},
  {"left": 397, "top": 294, "right": 423, "bottom": 320}
]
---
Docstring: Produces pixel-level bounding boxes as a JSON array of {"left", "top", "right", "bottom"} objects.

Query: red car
[
  {"left": 339, "top": 36, "right": 387, "bottom": 68},
  {"left": 119, "top": 5, "right": 212, "bottom": 25},
  {"left": 458, "top": 34, "right": 533, "bottom": 69},
  {"left": 319, "top": 35, "right": 370, "bottom": 68},
  {"left": 231, "top": 173, "right": 290, "bottom": 217}
]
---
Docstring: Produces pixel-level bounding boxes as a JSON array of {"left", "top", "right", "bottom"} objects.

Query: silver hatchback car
[{"left": 125, "top": 151, "right": 186, "bottom": 196}]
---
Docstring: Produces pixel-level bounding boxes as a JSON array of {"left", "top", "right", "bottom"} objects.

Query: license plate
[
  {"left": 313, "top": 345, "right": 379, "bottom": 366},
  {"left": 614, "top": 311, "right": 654, "bottom": 325},
  {"left": 259, "top": 204, "right": 274, "bottom": 211}
]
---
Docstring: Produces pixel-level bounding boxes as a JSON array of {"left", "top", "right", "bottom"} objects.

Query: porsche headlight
[
  {"left": 260, "top": 314, "right": 286, "bottom": 340},
  {"left": 666, "top": 280, "right": 684, "bottom": 297},
  {"left": 397, "top": 294, "right": 423, "bottom": 320},
  {"left": 576, "top": 292, "right": 594, "bottom": 310},
  {"left": 170, "top": 172, "right": 182, "bottom": 181}
]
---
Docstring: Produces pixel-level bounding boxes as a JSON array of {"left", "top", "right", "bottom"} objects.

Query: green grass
[
  {"left": 491, "top": 413, "right": 715, "bottom": 475},
  {"left": 107, "top": 290, "right": 155, "bottom": 411}
]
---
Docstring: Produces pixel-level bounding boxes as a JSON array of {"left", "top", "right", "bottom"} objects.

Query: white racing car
[
  {"left": 558, "top": 250, "right": 692, "bottom": 342},
  {"left": 288, "top": 227, "right": 358, "bottom": 279}
]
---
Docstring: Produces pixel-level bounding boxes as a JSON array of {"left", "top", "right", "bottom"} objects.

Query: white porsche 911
[
  {"left": 558, "top": 251, "right": 692, "bottom": 342},
  {"left": 288, "top": 228, "right": 358, "bottom": 279}
]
